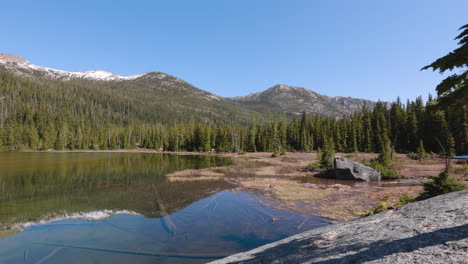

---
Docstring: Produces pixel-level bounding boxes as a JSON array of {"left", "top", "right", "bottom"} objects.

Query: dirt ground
[{"left": 166, "top": 151, "right": 468, "bottom": 221}]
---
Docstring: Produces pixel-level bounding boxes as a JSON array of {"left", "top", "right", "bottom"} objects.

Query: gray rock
[
  {"left": 334, "top": 157, "right": 381, "bottom": 181},
  {"left": 318, "top": 157, "right": 381, "bottom": 181},
  {"left": 208, "top": 189, "right": 468, "bottom": 264}
]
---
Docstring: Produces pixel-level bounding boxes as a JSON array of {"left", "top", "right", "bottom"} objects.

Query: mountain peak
[
  {"left": 230, "top": 84, "right": 375, "bottom": 117},
  {"left": 0, "top": 54, "right": 30, "bottom": 65},
  {"left": 0, "top": 53, "right": 144, "bottom": 81},
  {"left": 272, "top": 84, "right": 291, "bottom": 90}
]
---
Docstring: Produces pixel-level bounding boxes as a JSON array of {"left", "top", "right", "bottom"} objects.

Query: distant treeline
[{"left": 0, "top": 70, "right": 466, "bottom": 154}]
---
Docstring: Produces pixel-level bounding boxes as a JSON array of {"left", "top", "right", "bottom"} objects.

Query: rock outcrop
[
  {"left": 316, "top": 157, "right": 381, "bottom": 181},
  {"left": 208, "top": 189, "right": 468, "bottom": 264}
]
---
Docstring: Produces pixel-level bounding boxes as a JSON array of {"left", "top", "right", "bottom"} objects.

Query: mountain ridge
[
  {"left": 0, "top": 53, "right": 145, "bottom": 81},
  {"left": 0, "top": 53, "right": 379, "bottom": 118},
  {"left": 229, "top": 84, "right": 377, "bottom": 117}
]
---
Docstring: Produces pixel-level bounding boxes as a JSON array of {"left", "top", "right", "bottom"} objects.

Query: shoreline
[{"left": 5, "top": 149, "right": 467, "bottom": 221}]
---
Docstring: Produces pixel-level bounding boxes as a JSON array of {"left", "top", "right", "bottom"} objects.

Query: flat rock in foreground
[{"left": 208, "top": 189, "right": 468, "bottom": 264}]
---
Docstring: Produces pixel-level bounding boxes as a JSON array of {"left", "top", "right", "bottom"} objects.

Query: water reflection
[
  {"left": 0, "top": 153, "right": 231, "bottom": 228},
  {"left": 0, "top": 153, "right": 331, "bottom": 264},
  {"left": 0, "top": 192, "right": 330, "bottom": 264}
]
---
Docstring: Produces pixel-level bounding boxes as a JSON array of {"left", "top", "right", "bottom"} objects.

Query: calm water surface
[{"left": 0, "top": 153, "right": 330, "bottom": 264}]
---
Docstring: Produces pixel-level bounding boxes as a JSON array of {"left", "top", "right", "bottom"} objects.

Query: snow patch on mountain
[{"left": 0, "top": 53, "right": 144, "bottom": 81}]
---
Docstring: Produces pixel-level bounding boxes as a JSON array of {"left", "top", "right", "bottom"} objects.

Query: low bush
[
  {"left": 407, "top": 152, "right": 429, "bottom": 161},
  {"left": 308, "top": 162, "right": 321, "bottom": 171},
  {"left": 394, "top": 193, "right": 415, "bottom": 208},
  {"left": 364, "top": 160, "right": 401, "bottom": 179},
  {"left": 416, "top": 168, "right": 466, "bottom": 201},
  {"left": 453, "top": 162, "right": 468, "bottom": 173},
  {"left": 343, "top": 153, "right": 357, "bottom": 159},
  {"left": 357, "top": 193, "right": 415, "bottom": 216},
  {"left": 407, "top": 152, "right": 419, "bottom": 160},
  {"left": 357, "top": 194, "right": 392, "bottom": 216}
]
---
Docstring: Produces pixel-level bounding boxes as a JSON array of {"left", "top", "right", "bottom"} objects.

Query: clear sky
[{"left": 1, "top": 0, "right": 466, "bottom": 102}]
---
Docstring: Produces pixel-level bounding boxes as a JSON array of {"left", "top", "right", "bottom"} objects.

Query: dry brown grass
[
  {"left": 241, "top": 178, "right": 331, "bottom": 201},
  {"left": 274, "top": 165, "right": 296, "bottom": 175},
  {"left": 166, "top": 157, "right": 272, "bottom": 180}
]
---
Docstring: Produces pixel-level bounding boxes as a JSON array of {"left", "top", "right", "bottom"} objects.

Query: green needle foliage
[
  {"left": 416, "top": 139, "right": 427, "bottom": 161},
  {"left": 416, "top": 167, "right": 465, "bottom": 201},
  {"left": 320, "top": 137, "right": 335, "bottom": 169},
  {"left": 422, "top": 24, "right": 468, "bottom": 110},
  {"left": 357, "top": 193, "right": 415, "bottom": 217},
  {"left": 377, "top": 136, "right": 392, "bottom": 167}
]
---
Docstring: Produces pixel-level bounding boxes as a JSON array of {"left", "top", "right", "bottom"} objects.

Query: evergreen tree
[
  {"left": 377, "top": 135, "right": 392, "bottom": 167},
  {"left": 422, "top": 24, "right": 468, "bottom": 109},
  {"left": 417, "top": 139, "right": 426, "bottom": 162},
  {"left": 320, "top": 137, "right": 335, "bottom": 169}
]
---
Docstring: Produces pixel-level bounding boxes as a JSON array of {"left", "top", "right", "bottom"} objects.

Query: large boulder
[
  {"left": 318, "top": 157, "right": 381, "bottom": 181},
  {"left": 333, "top": 157, "right": 381, "bottom": 181}
]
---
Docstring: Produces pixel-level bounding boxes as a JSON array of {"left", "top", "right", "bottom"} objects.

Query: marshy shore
[{"left": 22, "top": 149, "right": 468, "bottom": 221}]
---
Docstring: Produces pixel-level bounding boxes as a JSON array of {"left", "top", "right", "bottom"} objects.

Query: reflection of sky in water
[{"left": 0, "top": 191, "right": 331, "bottom": 264}]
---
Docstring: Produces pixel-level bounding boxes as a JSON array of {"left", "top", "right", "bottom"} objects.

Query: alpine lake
[{"left": 0, "top": 152, "right": 330, "bottom": 264}]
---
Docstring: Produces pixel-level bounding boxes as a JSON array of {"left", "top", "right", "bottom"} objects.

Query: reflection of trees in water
[{"left": 0, "top": 153, "right": 232, "bottom": 227}]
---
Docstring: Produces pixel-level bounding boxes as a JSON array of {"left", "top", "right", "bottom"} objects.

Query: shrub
[
  {"left": 364, "top": 160, "right": 401, "bottom": 179},
  {"left": 357, "top": 193, "right": 415, "bottom": 217},
  {"left": 407, "top": 151, "right": 429, "bottom": 161},
  {"left": 357, "top": 194, "right": 392, "bottom": 216},
  {"left": 453, "top": 162, "right": 468, "bottom": 173},
  {"left": 238, "top": 150, "right": 246, "bottom": 155},
  {"left": 271, "top": 151, "right": 279, "bottom": 157},
  {"left": 280, "top": 149, "right": 287, "bottom": 156},
  {"left": 343, "top": 153, "right": 357, "bottom": 159},
  {"left": 407, "top": 152, "right": 419, "bottom": 160},
  {"left": 308, "top": 162, "right": 321, "bottom": 171},
  {"left": 362, "top": 136, "right": 400, "bottom": 180},
  {"left": 395, "top": 194, "right": 415, "bottom": 208},
  {"left": 416, "top": 168, "right": 466, "bottom": 201}
]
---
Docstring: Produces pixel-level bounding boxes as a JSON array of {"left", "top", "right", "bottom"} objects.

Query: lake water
[{"left": 0, "top": 152, "right": 331, "bottom": 264}]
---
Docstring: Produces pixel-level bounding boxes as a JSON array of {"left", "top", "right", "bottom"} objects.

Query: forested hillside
[{"left": 0, "top": 67, "right": 466, "bottom": 154}]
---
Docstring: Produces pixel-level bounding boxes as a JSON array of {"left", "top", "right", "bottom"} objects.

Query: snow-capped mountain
[
  {"left": 0, "top": 53, "right": 381, "bottom": 118},
  {"left": 0, "top": 54, "right": 143, "bottom": 81}
]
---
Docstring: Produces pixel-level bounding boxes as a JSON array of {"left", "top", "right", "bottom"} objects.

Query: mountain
[
  {"left": 0, "top": 54, "right": 379, "bottom": 121},
  {"left": 229, "top": 84, "right": 377, "bottom": 117},
  {"left": 0, "top": 54, "right": 260, "bottom": 124},
  {"left": 0, "top": 54, "right": 143, "bottom": 81}
]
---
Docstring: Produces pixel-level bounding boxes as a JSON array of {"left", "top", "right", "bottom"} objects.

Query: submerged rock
[
  {"left": 208, "top": 189, "right": 468, "bottom": 264},
  {"left": 317, "top": 157, "right": 381, "bottom": 181}
]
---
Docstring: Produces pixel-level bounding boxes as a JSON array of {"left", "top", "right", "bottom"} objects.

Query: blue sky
[{"left": 1, "top": 0, "right": 466, "bottom": 101}]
